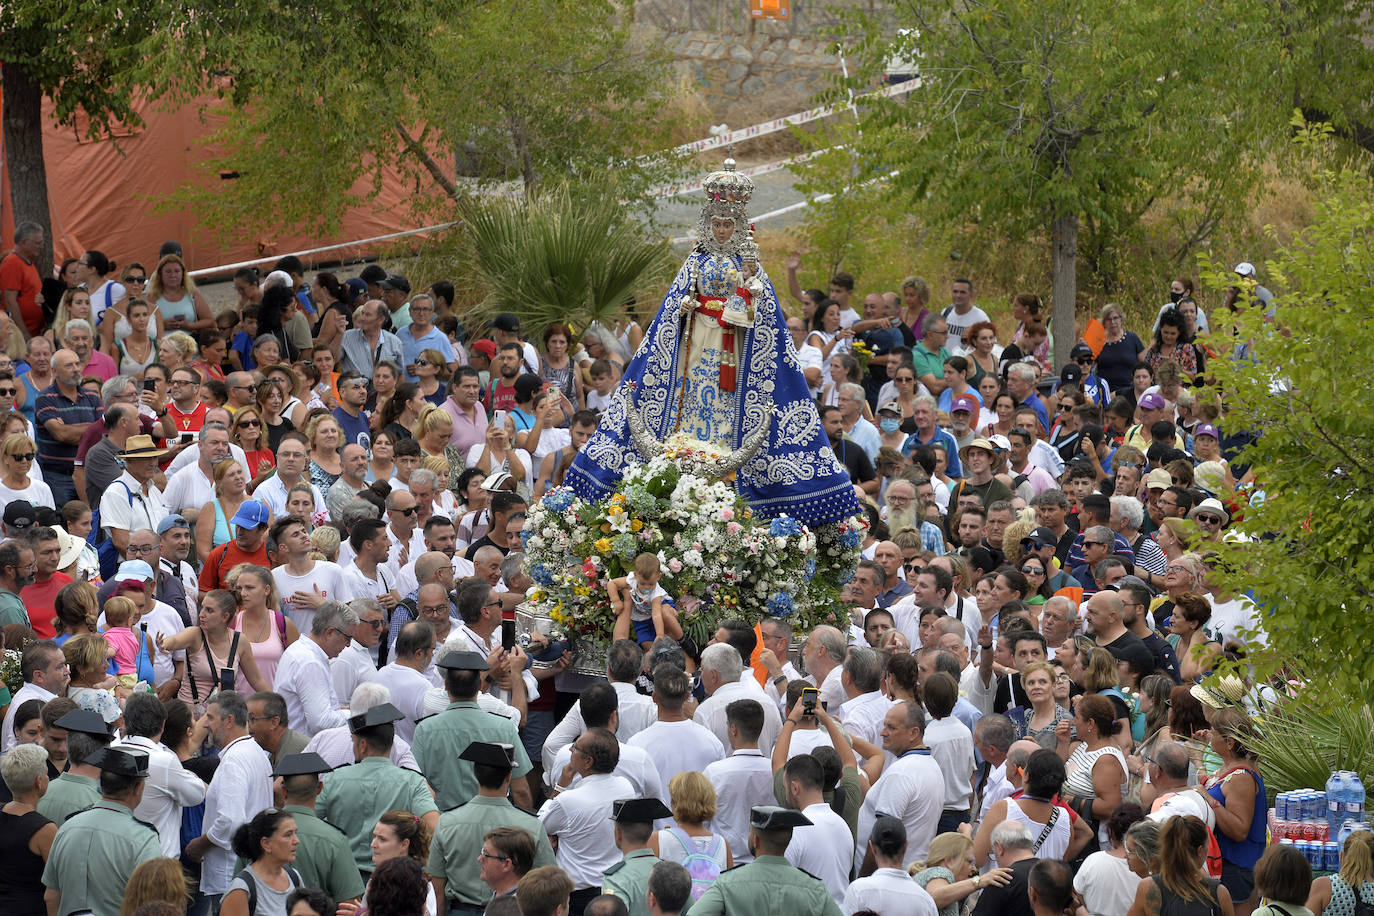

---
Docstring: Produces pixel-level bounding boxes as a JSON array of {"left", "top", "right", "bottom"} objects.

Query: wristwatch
[{"left": 972, "top": 874, "right": 981, "bottom": 889}]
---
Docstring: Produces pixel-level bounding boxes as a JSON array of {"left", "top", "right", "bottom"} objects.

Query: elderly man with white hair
[
  {"left": 1109, "top": 494, "right": 1168, "bottom": 587},
  {"left": 1039, "top": 595, "right": 1080, "bottom": 656},
  {"left": 693, "top": 643, "right": 783, "bottom": 755},
  {"left": 836, "top": 381, "right": 881, "bottom": 461},
  {"left": 64, "top": 318, "right": 118, "bottom": 380},
  {"left": 803, "top": 625, "right": 850, "bottom": 713},
  {"left": 273, "top": 599, "right": 358, "bottom": 735},
  {"left": 302, "top": 681, "right": 422, "bottom": 769}
]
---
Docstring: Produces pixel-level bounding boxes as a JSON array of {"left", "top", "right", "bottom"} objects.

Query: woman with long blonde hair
[
  {"left": 1307, "top": 829, "right": 1374, "bottom": 914},
  {"left": 229, "top": 564, "right": 299, "bottom": 687},
  {"left": 913, "top": 831, "right": 1012, "bottom": 916},
  {"left": 145, "top": 253, "right": 214, "bottom": 334}
]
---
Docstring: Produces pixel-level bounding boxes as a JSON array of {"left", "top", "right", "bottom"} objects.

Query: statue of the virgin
[{"left": 564, "top": 158, "right": 859, "bottom": 528}]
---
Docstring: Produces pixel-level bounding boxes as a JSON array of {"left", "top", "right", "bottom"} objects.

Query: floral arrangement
[
  {"left": 522, "top": 452, "right": 864, "bottom": 646},
  {"left": 2, "top": 647, "right": 23, "bottom": 696},
  {"left": 849, "top": 339, "right": 876, "bottom": 372}
]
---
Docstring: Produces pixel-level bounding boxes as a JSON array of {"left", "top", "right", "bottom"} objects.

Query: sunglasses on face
[
  {"left": 6, "top": 451, "right": 36, "bottom": 461},
  {"left": 1196, "top": 515, "right": 1224, "bottom": 525},
  {"left": 237, "top": 419, "right": 261, "bottom": 428}
]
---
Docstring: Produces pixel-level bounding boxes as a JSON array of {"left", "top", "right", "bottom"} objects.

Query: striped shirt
[{"left": 35, "top": 384, "right": 103, "bottom": 474}]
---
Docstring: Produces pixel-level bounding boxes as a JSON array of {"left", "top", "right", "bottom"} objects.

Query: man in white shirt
[
  {"left": 303, "top": 681, "right": 420, "bottom": 771},
  {"left": 782, "top": 754, "right": 855, "bottom": 905},
  {"left": 379, "top": 488, "right": 427, "bottom": 579},
  {"left": 800, "top": 626, "right": 848, "bottom": 714},
  {"left": 394, "top": 515, "right": 476, "bottom": 599},
  {"left": 973, "top": 714, "right": 1018, "bottom": 823},
  {"left": 537, "top": 727, "right": 635, "bottom": 911},
  {"left": 921, "top": 672, "right": 976, "bottom": 834},
  {"left": 373, "top": 619, "right": 437, "bottom": 743},
  {"left": 186, "top": 691, "right": 273, "bottom": 902},
  {"left": 2, "top": 640, "right": 69, "bottom": 752},
  {"left": 256, "top": 432, "right": 326, "bottom": 519},
  {"left": 161, "top": 421, "right": 232, "bottom": 520},
  {"left": 543, "top": 639, "right": 656, "bottom": 770},
  {"left": 116, "top": 693, "right": 208, "bottom": 858},
  {"left": 271, "top": 517, "right": 347, "bottom": 633},
  {"left": 855, "top": 700, "right": 944, "bottom": 870},
  {"left": 542, "top": 683, "right": 661, "bottom": 800},
  {"left": 703, "top": 698, "right": 774, "bottom": 865},
  {"left": 941, "top": 277, "right": 990, "bottom": 351},
  {"left": 835, "top": 646, "right": 893, "bottom": 749},
  {"left": 337, "top": 518, "right": 401, "bottom": 612},
  {"left": 837, "top": 382, "right": 881, "bottom": 462},
  {"left": 98, "top": 435, "right": 170, "bottom": 558},
  {"left": 331, "top": 597, "right": 385, "bottom": 702},
  {"left": 273, "top": 600, "right": 356, "bottom": 736},
  {"left": 841, "top": 816, "right": 938, "bottom": 916},
  {"left": 693, "top": 643, "right": 783, "bottom": 756},
  {"left": 447, "top": 578, "right": 537, "bottom": 707},
  {"left": 626, "top": 664, "right": 724, "bottom": 805},
  {"left": 1144, "top": 741, "right": 1216, "bottom": 829}
]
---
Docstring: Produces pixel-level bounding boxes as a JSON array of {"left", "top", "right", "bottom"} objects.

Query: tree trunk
[
  {"left": 1051, "top": 209, "right": 1078, "bottom": 372},
  {"left": 1, "top": 63, "right": 54, "bottom": 278}
]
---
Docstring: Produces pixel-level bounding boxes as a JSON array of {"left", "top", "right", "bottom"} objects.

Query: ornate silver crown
[{"left": 697, "top": 158, "right": 754, "bottom": 258}]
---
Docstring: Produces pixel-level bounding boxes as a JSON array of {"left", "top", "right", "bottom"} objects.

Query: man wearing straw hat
[{"left": 98, "top": 433, "right": 170, "bottom": 560}]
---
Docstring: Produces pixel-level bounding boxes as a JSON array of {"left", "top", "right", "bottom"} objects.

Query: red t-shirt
[
  {"left": 168, "top": 401, "right": 209, "bottom": 436},
  {"left": 0, "top": 251, "right": 43, "bottom": 337},
  {"left": 199, "top": 540, "right": 271, "bottom": 593},
  {"left": 20, "top": 572, "right": 74, "bottom": 639},
  {"left": 487, "top": 380, "right": 518, "bottom": 413}
]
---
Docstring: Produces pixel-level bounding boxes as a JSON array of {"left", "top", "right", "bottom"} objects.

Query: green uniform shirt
[
  {"left": 282, "top": 804, "right": 366, "bottom": 903},
  {"left": 41, "top": 800, "right": 160, "bottom": 916},
  {"left": 427, "top": 794, "right": 555, "bottom": 906},
  {"left": 602, "top": 848, "right": 660, "bottom": 916},
  {"left": 316, "top": 756, "right": 439, "bottom": 871},
  {"left": 37, "top": 772, "right": 101, "bottom": 825},
  {"left": 411, "top": 701, "right": 532, "bottom": 812},
  {"left": 0, "top": 588, "right": 30, "bottom": 627},
  {"left": 690, "top": 855, "right": 843, "bottom": 916}
]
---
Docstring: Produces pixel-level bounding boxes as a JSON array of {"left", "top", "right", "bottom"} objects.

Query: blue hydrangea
[
  {"left": 530, "top": 563, "right": 555, "bottom": 587},
  {"left": 767, "top": 591, "right": 795, "bottom": 617},
  {"left": 542, "top": 489, "right": 575, "bottom": 513},
  {"left": 804, "top": 558, "right": 817, "bottom": 581},
  {"left": 769, "top": 516, "right": 802, "bottom": 538},
  {"left": 613, "top": 533, "right": 639, "bottom": 562},
  {"left": 836, "top": 567, "right": 855, "bottom": 585},
  {"left": 840, "top": 529, "right": 862, "bottom": 549}
]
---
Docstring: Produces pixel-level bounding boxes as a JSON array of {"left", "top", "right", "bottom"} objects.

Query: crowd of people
[{"left": 0, "top": 221, "right": 1310, "bottom": 916}]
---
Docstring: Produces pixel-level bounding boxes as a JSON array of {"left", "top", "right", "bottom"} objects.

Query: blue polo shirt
[
  {"left": 35, "top": 384, "right": 103, "bottom": 476},
  {"left": 398, "top": 325, "right": 456, "bottom": 381},
  {"left": 900, "top": 426, "right": 963, "bottom": 478}
]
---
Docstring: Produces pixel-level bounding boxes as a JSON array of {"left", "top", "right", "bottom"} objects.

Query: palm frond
[
  {"left": 1249, "top": 688, "right": 1374, "bottom": 801},
  {"left": 458, "top": 185, "right": 673, "bottom": 338}
]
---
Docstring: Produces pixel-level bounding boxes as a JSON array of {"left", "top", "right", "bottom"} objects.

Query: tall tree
[
  {"left": 1, "top": 0, "right": 179, "bottom": 275},
  {"left": 166, "top": 0, "right": 685, "bottom": 242},
  {"left": 1206, "top": 126, "right": 1374, "bottom": 701},
  {"left": 824, "top": 0, "right": 1266, "bottom": 367}
]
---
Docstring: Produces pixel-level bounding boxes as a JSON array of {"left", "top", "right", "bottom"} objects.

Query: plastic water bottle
[
  {"left": 1329, "top": 772, "right": 1345, "bottom": 832},
  {"left": 1348, "top": 773, "right": 1365, "bottom": 824}
]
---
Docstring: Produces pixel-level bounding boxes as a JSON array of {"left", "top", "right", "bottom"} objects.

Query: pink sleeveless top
[{"left": 234, "top": 609, "right": 285, "bottom": 686}]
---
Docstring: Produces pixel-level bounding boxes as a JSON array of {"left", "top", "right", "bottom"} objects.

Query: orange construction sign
[{"left": 750, "top": 0, "right": 791, "bottom": 20}]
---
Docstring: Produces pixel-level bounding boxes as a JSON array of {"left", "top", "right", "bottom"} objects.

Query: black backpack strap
[{"left": 236, "top": 866, "right": 258, "bottom": 915}]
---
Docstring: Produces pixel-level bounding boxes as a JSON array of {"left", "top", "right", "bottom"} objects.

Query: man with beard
[
  {"left": 820, "top": 406, "right": 877, "bottom": 495},
  {"left": 486, "top": 341, "right": 525, "bottom": 414}
]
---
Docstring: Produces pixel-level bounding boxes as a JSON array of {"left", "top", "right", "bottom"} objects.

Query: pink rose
[
  {"left": 668, "top": 559, "right": 683, "bottom": 573},
  {"left": 719, "top": 508, "right": 735, "bottom": 521},
  {"left": 726, "top": 522, "right": 741, "bottom": 535}
]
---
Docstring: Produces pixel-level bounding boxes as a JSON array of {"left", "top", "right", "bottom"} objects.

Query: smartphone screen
[{"left": 142, "top": 378, "right": 158, "bottom": 392}]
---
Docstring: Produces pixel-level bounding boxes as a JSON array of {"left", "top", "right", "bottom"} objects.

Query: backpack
[
  {"left": 1100, "top": 686, "right": 1147, "bottom": 743},
  {"left": 235, "top": 865, "right": 301, "bottom": 915},
  {"left": 667, "top": 826, "right": 724, "bottom": 901},
  {"left": 94, "top": 480, "right": 137, "bottom": 580}
]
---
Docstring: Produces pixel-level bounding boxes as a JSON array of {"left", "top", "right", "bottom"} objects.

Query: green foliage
[
  {"left": 1206, "top": 123, "right": 1374, "bottom": 702},
  {"left": 165, "top": 0, "right": 688, "bottom": 241},
  {"left": 814, "top": 0, "right": 1269, "bottom": 308},
  {"left": 457, "top": 184, "right": 673, "bottom": 339},
  {"left": 1249, "top": 689, "right": 1374, "bottom": 798}
]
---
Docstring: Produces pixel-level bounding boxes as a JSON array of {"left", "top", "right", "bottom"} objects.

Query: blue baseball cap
[
  {"left": 231, "top": 501, "right": 271, "bottom": 530},
  {"left": 115, "top": 559, "right": 155, "bottom": 582}
]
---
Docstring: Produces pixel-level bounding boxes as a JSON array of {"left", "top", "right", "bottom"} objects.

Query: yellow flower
[
  {"left": 574, "top": 584, "right": 590, "bottom": 597},
  {"left": 594, "top": 537, "right": 613, "bottom": 554},
  {"left": 631, "top": 519, "right": 643, "bottom": 532},
  {"left": 611, "top": 494, "right": 626, "bottom": 506},
  {"left": 531, "top": 589, "right": 545, "bottom": 602},
  {"left": 607, "top": 505, "right": 624, "bottom": 517}
]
